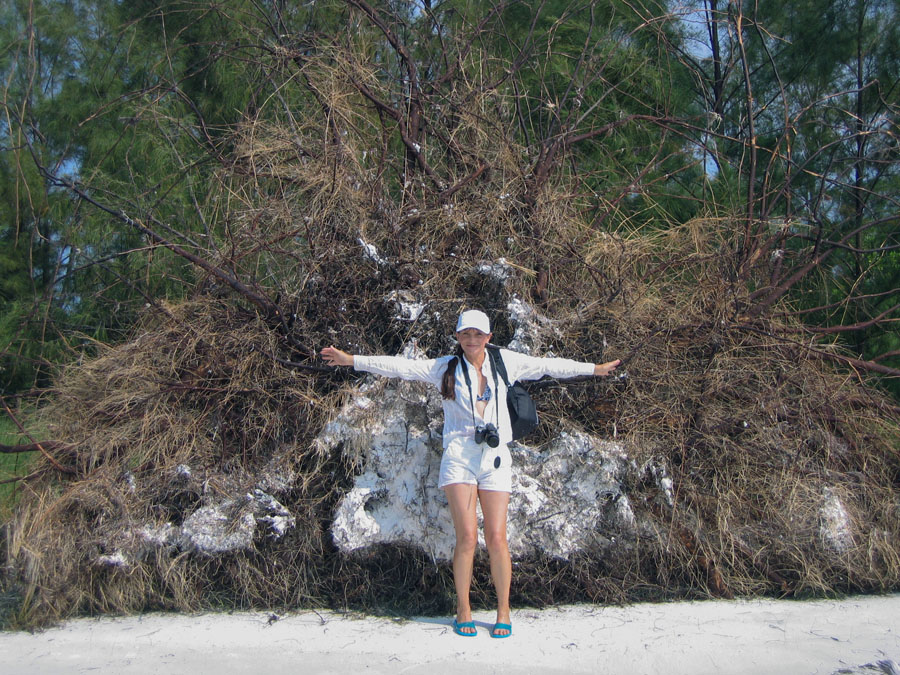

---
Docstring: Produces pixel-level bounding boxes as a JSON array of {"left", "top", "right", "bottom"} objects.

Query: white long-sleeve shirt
[{"left": 354, "top": 348, "right": 595, "bottom": 447}]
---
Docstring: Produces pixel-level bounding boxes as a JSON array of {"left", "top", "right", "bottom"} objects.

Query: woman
[{"left": 321, "top": 309, "right": 620, "bottom": 639}]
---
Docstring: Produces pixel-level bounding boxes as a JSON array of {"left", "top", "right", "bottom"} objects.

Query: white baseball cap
[{"left": 456, "top": 309, "right": 491, "bottom": 334}]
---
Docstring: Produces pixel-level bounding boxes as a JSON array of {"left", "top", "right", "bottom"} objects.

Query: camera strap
[{"left": 460, "top": 353, "right": 500, "bottom": 432}]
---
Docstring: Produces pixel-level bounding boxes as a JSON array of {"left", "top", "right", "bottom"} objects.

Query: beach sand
[{"left": 2, "top": 595, "right": 898, "bottom": 674}]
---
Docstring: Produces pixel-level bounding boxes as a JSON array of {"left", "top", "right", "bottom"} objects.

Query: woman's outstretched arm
[
  {"left": 320, "top": 346, "right": 446, "bottom": 386},
  {"left": 320, "top": 345, "right": 354, "bottom": 367}
]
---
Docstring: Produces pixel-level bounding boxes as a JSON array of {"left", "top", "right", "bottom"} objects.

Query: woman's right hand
[{"left": 320, "top": 345, "right": 354, "bottom": 367}]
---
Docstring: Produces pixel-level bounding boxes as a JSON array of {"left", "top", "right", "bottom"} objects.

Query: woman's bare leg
[
  {"left": 444, "top": 483, "right": 479, "bottom": 634},
  {"left": 479, "top": 489, "right": 511, "bottom": 636}
]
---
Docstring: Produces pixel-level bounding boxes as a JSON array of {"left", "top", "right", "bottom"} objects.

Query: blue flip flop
[
  {"left": 491, "top": 622, "right": 512, "bottom": 639},
  {"left": 453, "top": 620, "right": 477, "bottom": 637}
]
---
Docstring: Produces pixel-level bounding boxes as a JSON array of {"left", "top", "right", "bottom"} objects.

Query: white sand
[{"left": 2, "top": 595, "right": 898, "bottom": 674}]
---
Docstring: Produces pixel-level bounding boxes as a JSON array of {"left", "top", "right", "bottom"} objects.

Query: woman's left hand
[{"left": 593, "top": 359, "right": 621, "bottom": 376}]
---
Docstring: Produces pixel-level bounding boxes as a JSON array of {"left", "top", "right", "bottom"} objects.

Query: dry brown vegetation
[
  {"left": 2, "top": 4, "right": 899, "bottom": 629},
  {"left": 3, "top": 205, "right": 898, "bottom": 627}
]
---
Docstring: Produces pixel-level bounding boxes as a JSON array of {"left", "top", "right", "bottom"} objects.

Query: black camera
[{"left": 474, "top": 423, "right": 500, "bottom": 448}]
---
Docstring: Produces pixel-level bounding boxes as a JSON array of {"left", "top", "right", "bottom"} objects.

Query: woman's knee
[
  {"left": 454, "top": 526, "right": 478, "bottom": 553},
  {"left": 483, "top": 527, "right": 508, "bottom": 554}
]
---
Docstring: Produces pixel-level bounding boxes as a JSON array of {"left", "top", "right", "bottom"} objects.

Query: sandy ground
[{"left": 2, "top": 595, "right": 899, "bottom": 675}]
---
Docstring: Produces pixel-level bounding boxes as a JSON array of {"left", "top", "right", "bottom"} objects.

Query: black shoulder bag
[{"left": 487, "top": 346, "right": 539, "bottom": 440}]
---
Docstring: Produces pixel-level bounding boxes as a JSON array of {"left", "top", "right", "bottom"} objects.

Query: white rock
[
  {"left": 385, "top": 290, "right": 426, "bottom": 322},
  {"left": 819, "top": 488, "right": 854, "bottom": 554},
  {"left": 124, "top": 491, "right": 297, "bottom": 559},
  {"left": 323, "top": 377, "right": 455, "bottom": 559},
  {"left": 95, "top": 551, "right": 129, "bottom": 568},
  {"left": 181, "top": 506, "right": 257, "bottom": 554},
  {"left": 322, "top": 366, "right": 656, "bottom": 562},
  {"left": 358, "top": 237, "right": 387, "bottom": 266}
]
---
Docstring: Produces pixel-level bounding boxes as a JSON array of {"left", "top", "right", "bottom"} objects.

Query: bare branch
[
  {"left": 1, "top": 396, "right": 74, "bottom": 474},
  {"left": 0, "top": 441, "right": 73, "bottom": 454}
]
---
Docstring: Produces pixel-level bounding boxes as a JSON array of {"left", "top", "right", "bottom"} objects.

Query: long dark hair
[{"left": 440, "top": 345, "right": 464, "bottom": 400}]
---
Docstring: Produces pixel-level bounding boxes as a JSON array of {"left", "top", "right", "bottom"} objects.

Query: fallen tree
[{"left": 3, "top": 212, "right": 898, "bottom": 627}]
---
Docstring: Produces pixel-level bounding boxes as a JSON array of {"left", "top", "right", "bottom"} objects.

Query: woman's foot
[
  {"left": 454, "top": 608, "right": 476, "bottom": 636},
  {"left": 490, "top": 610, "right": 511, "bottom": 638},
  {"left": 453, "top": 619, "right": 477, "bottom": 637}
]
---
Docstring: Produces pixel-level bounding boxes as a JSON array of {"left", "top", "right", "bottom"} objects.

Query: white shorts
[{"left": 439, "top": 436, "right": 512, "bottom": 493}]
